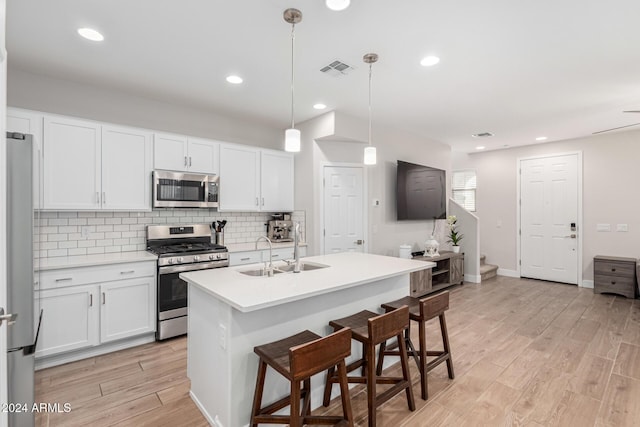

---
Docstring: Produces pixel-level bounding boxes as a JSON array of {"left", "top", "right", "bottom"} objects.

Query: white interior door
[
  {"left": 520, "top": 153, "right": 579, "bottom": 284},
  {"left": 323, "top": 166, "right": 365, "bottom": 254}
]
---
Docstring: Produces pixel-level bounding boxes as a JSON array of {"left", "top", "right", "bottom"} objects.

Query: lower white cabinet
[{"left": 35, "top": 261, "right": 156, "bottom": 359}]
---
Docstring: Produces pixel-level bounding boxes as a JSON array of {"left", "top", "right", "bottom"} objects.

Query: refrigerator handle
[
  {"left": 22, "top": 309, "right": 43, "bottom": 356},
  {"left": 0, "top": 307, "right": 17, "bottom": 326}
]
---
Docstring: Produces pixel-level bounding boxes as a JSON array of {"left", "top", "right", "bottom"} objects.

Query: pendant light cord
[
  {"left": 368, "top": 62, "right": 372, "bottom": 146},
  {"left": 290, "top": 23, "right": 296, "bottom": 129}
]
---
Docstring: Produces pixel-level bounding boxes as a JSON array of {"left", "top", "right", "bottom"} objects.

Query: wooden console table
[
  {"left": 593, "top": 255, "right": 637, "bottom": 299},
  {"left": 410, "top": 251, "right": 464, "bottom": 297}
]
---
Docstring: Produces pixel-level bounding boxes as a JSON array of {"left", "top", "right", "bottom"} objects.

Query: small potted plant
[{"left": 446, "top": 215, "right": 463, "bottom": 253}]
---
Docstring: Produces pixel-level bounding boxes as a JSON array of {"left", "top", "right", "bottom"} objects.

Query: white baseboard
[
  {"left": 497, "top": 268, "right": 519, "bottom": 278},
  {"left": 35, "top": 333, "right": 155, "bottom": 370},
  {"left": 581, "top": 279, "right": 594, "bottom": 289},
  {"left": 190, "top": 391, "right": 223, "bottom": 427},
  {"left": 464, "top": 274, "right": 481, "bottom": 283}
]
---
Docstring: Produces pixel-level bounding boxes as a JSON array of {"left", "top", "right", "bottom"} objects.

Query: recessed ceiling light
[
  {"left": 476, "top": 146, "right": 486, "bottom": 150},
  {"left": 226, "top": 75, "right": 243, "bottom": 84},
  {"left": 313, "top": 103, "right": 327, "bottom": 110},
  {"left": 420, "top": 56, "right": 440, "bottom": 67},
  {"left": 325, "top": 0, "right": 350, "bottom": 11},
  {"left": 77, "top": 28, "right": 104, "bottom": 42},
  {"left": 535, "top": 136, "right": 548, "bottom": 141}
]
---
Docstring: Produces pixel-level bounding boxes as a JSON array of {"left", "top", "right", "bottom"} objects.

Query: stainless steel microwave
[{"left": 153, "top": 170, "right": 219, "bottom": 208}]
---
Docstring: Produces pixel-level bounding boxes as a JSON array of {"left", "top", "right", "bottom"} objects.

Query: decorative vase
[
  {"left": 452, "top": 245, "right": 461, "bottom": 253},
  {"left": 424, "top": 235, "right": 440, "bottom": 257}
]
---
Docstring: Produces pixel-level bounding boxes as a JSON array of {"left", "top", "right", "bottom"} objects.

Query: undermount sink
[
  {"left": 239, "top": 268, "right": 285, "bottom": 277},
  {"left": 275, "top": 262, "right": 329, "bottom": 272}
]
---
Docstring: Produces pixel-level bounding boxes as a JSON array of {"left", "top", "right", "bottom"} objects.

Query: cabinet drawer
[
  {"left": 594, "top": 261, "right": 635, "bottom": 277},
  {"left": 268, "top": 248, "right": 295, "bottom": 261},
  {"left": 40, "top": 261, "right": 156, "bottom": 290},
  {"left": 594, "top": 274, "right": 636, "bottom": 298},
  {"left": 229, "top": 251, "right": 263, "bottom": 266}
]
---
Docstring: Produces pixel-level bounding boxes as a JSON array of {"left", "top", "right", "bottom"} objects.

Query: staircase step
[{"left": 480, "top": 263, "right": 498, "bottom": 281}]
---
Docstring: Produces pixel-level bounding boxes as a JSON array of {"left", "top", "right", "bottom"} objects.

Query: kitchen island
[{"left": 181, "top": 252, "right": 435, "bottom": 427}]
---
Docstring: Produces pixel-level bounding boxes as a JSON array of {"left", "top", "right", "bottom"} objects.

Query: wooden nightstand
[{"left": 593, "top": 255, "right": 638, "bottom": 299}]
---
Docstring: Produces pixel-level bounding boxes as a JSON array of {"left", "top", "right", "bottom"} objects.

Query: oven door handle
[{"left": 159, "top": 261, "right": 228, "bottom": 275}]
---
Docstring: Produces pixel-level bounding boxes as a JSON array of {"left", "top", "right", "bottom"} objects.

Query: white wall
[
  {"left": 7, "top": 67, "right": 282, "bottom": 149},
  {"left": 297, "top": 111, "right": 452, "bottom": 257},
  {"left": 452, "top": 130, "right": 640, "bottom": 281}
]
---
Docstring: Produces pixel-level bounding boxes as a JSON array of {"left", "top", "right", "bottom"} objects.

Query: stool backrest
[
  {"left": 368, "top": 305, "right": 409, "bottom": 343},
  {"left": 420, "top": 291, "right": 449, "bottom": 320},
  {"left": 289, "top": 327, "right": 352, "bottom": 381}
]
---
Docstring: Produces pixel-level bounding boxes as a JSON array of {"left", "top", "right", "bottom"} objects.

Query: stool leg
[
  {"left": 366, "top": 341, "right": 377, "bottom": 427},
  {"left": 290, "top": 378, "right": 301, "bottom": 427},
  {"left": 250, "top": 360, "right": 268, "bottom": 427},
  {"left": 405, "top": 327, "right": 420, "bottom": 368},
  {"left": 337, "top": 360, "right": 354, "bottom": 425},
  {"left": 418, "top": 319, "right": 428, "bottom": 400},
  {"left": 375, "top": 340, "right": 386, "bottom": 376},
  {"left": 440, "top": 313, "right": 455, "bottom": 379},
  {"left": 322, "top": 365, "right": 336, "bottom": 407},
  {"left": 302, "top": 378, "right": 311, "bottom": 417},
  {"left": 398, "top": 332, "right": 416, "bottom": 411}
]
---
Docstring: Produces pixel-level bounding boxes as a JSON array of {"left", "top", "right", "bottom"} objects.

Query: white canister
[{"left": 399, "top": 244, "right": 412, "bottom": 259}]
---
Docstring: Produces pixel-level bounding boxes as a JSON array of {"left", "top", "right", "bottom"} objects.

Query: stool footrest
[
  {"left": 377, "top": 381, "right": 413, "bottom": 407},
  {"left": 256, "top": 390, "right": 308, "bottom": 417}
]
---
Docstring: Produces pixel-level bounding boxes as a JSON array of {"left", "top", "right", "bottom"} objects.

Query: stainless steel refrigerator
[{"left": 6, "top": 132, "right": 37, "bottom": 427}]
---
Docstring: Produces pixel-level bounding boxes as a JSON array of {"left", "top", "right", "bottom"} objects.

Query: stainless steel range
[{"left": 146, "top": 224, "right": 228, "bottom": 340}]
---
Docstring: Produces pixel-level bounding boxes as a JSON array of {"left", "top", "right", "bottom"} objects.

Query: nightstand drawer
[
  {"left": 594, "top": 261, "right": 635, "bottom": 277},
  {"left": 594, "top": 274, "right": 636, "bottom": 298}
]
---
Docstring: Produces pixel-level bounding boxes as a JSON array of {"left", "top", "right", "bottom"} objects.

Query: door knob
[
  {"left": 354, "top": 239, "right": 364, "bottom": 245},
  {"left": 0, "top": 308, "right": 18, "bottom": 326}
]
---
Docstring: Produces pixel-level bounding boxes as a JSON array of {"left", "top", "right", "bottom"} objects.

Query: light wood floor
[{"left": 35, "top": 276, "right": 640, "bottom": 426}]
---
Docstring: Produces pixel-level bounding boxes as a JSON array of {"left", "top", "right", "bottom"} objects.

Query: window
[{"left": 452, "top": 170, "right": 476, "bottom": 212}]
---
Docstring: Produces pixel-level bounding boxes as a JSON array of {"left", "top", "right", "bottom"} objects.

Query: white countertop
[
  {"left": 181, "top": 252, "right": 435, "bottom": 313},
  {"left": 37, "top": 251, "right": 158, "bottom": 271},
  {"left": 225, "top": 241, "right": 307, "bottom": 253}
]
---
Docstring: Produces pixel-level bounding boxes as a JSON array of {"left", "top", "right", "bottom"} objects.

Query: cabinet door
[
  {"left": 154, "top": 132, "right": 188, "bottom": 171},
  {"left": 410, "top": 268, "right": 432, "bottom": 297},
  {"left": 102, "top": 125, "right": 153, "bottom": 211},
  {"left": 450, "top": 255, "right": 464, "bottom": 285},
  {"left": 219, "top": 144, "right": 260, "bottom": 211},
  {"left": 188, "top": 137, "right": 219, "bottom": 174},
  {"left": 7, "top": 108, "right": 43, "bottom": 208},
  {"left": 100, "top": 277, "right": 155, "bottom": 343},
  {"left": 35, "top": 285, "right": 99, "bottom": 358},
  {"left": 260, "top": 150, "right": 294, "bottom": 212},
  {"left": 43, "top": 116, "right": 101, "bottom": 210}
]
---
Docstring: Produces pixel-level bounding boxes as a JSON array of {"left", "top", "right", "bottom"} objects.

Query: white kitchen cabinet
[
  {"left": 42, "top": 116, "right": 152, "bottom": 211},
  {"left": 43, "top": 116, "right": 101, "bottom": 210},
  {"left": 261, "top": 150, "right": 294, "bottom": 212},
  {"left": 7, "top": 108, "right": 43, "bottom": 208},
  {"left": 100, "top": 277, "right": 155, "bottom": 343},
  {"left": 219, "top": 144, "right": 294, "bottom": 212},
  {"left": 219, "top": 144, "right": 260, "bottom": 211},
  {"left": 35, "top": 285, "right": 99, "bottom": 358},
  {"left": 35, "top": 261, "right": 156, "bottom": 359},
  {"left": 101, "top": 125, "right": 153, "bottom": 210},
  {"left": 154, "top": 133, "right": 219, "bottom": 174}
]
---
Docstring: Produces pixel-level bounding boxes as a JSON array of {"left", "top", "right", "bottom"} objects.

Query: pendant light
[
  {"left": 283, "top": 8, "right": 302, "bottom": 152},
  {"left": 363, "top": 53, "right": 378, "bottom": 165}
]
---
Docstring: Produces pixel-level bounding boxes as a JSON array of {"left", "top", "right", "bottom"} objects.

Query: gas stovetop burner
[
  {"left": 148, "top": 243, "right": 227, "bottom": 256},
  {"left": 146, "top": 224, "right": 229, "bottom": 267}
]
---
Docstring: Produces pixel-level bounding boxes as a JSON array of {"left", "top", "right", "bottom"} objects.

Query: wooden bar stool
[
  {"left": 322, "top": 306, "right": 415, "bottom": 427},
  {"left": 251, "top": 328, "right": 354, "bottom": 427},
  {"left": 376, "top": 291, "right": 454, "bottom": 400}
]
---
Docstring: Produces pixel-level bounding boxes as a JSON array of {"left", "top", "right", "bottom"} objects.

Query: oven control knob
[
  {"left": 216, "top": 253, "right": 222, "bottom": 259},
  {"left": 193, "top": 255, "right": 199, "bottom": 262},
  {"left": 177, "top": 257, "right": 183, "bottom": 263},
  {"left": 209, "top": 254, "right": 215, "bottom": 260},
  {"left": 167, "top": 258, "right": 174, "bottom": 265}
]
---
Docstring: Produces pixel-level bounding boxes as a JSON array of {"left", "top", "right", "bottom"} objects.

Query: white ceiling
[{"left": 7, "top": 0, "right": 640, "bottom": 152}]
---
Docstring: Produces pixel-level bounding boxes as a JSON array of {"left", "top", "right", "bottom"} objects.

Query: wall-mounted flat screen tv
[{"left": 396, "top": 160, "right": 446, "bottom": 220}]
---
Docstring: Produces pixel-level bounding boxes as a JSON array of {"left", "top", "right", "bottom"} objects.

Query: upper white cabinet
[
  {"left": 154, "top": 133, "right": 219, "bottom": 174},
  {"left": 7, "top": 108, "right": 44, "bottom": 208},
  {"left": 42, "top": 116, "right": 152, "bottom": 211},
  {"left": 101, "top": 125, "right": 153, "bottom": 211},
  {"left": 219, "top": 144, "right": 261, "bottom": 211},
  {"left": 43, "top": 116, "right": 102, "bottom": 210},
  {"left": 261, "top": 150, "right": 294, "bottom": 212},
  {"left": 219, "top": 144, "right": 294, "bottom": 212}
]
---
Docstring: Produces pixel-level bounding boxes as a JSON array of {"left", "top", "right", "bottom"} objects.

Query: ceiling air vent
[
  {"left": 472, "top": 132, "right": 494, "bottom": 138},
  {"left": 320, "top": 60, "right": 355, "bottom": 77}
]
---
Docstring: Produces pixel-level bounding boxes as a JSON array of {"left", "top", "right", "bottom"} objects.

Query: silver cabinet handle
[
  {"left": 184, "top": 156, "right": 188, "bottom": 166},
  {"left": 102, "top": 292, "right": 106, "bottom": 305},
  {"left": 55, "top": 277, "right": 72, "bottom": 282},
  {"left": 89, "top": 294, "right": 93, "bottom": 307},
  {"left": 120, "top": 270, "right": 135, "bottom": 275},
  {"left": 0, "top": 308, "right": 18, "bottom": 326},
  {"left": 261, "top": 197, "right": 264, "bottom": 206},
  {"left": 102, "top": 192, "right": 106, "bottom": 205},
  {"left": 240, "top": 257, "right": 251, "bottom": 261},
  {"left": 563, "top": 234, "right": 577, "bottom": 238},
  {"left": 272, "top": 254, "right": 280, "bottom": 258},
  {"left": 96, "top": 192, "right": 100, "bottom": 204},
  {"left": 255, "top": 198, "right": 259, "bottom": 206},
  {"left": 189, "top": 157, "right": 192, "bottom": 167}
]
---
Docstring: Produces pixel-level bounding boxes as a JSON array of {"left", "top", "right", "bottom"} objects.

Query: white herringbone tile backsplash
[{"left": 34, "top": 210, "right": 306, "bottom": 259}]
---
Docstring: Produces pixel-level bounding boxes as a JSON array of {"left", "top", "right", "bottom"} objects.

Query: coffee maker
[{"left": 267, "top": 214, "right": 293, "bottom": 242}]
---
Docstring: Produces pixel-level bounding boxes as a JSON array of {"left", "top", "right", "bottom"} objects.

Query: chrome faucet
[
  {"left": 293, "top": 222, "right": 302, "bottom": 273},
  {"left": 255, "top": 236, "right": 274, "bottom": 277}
]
